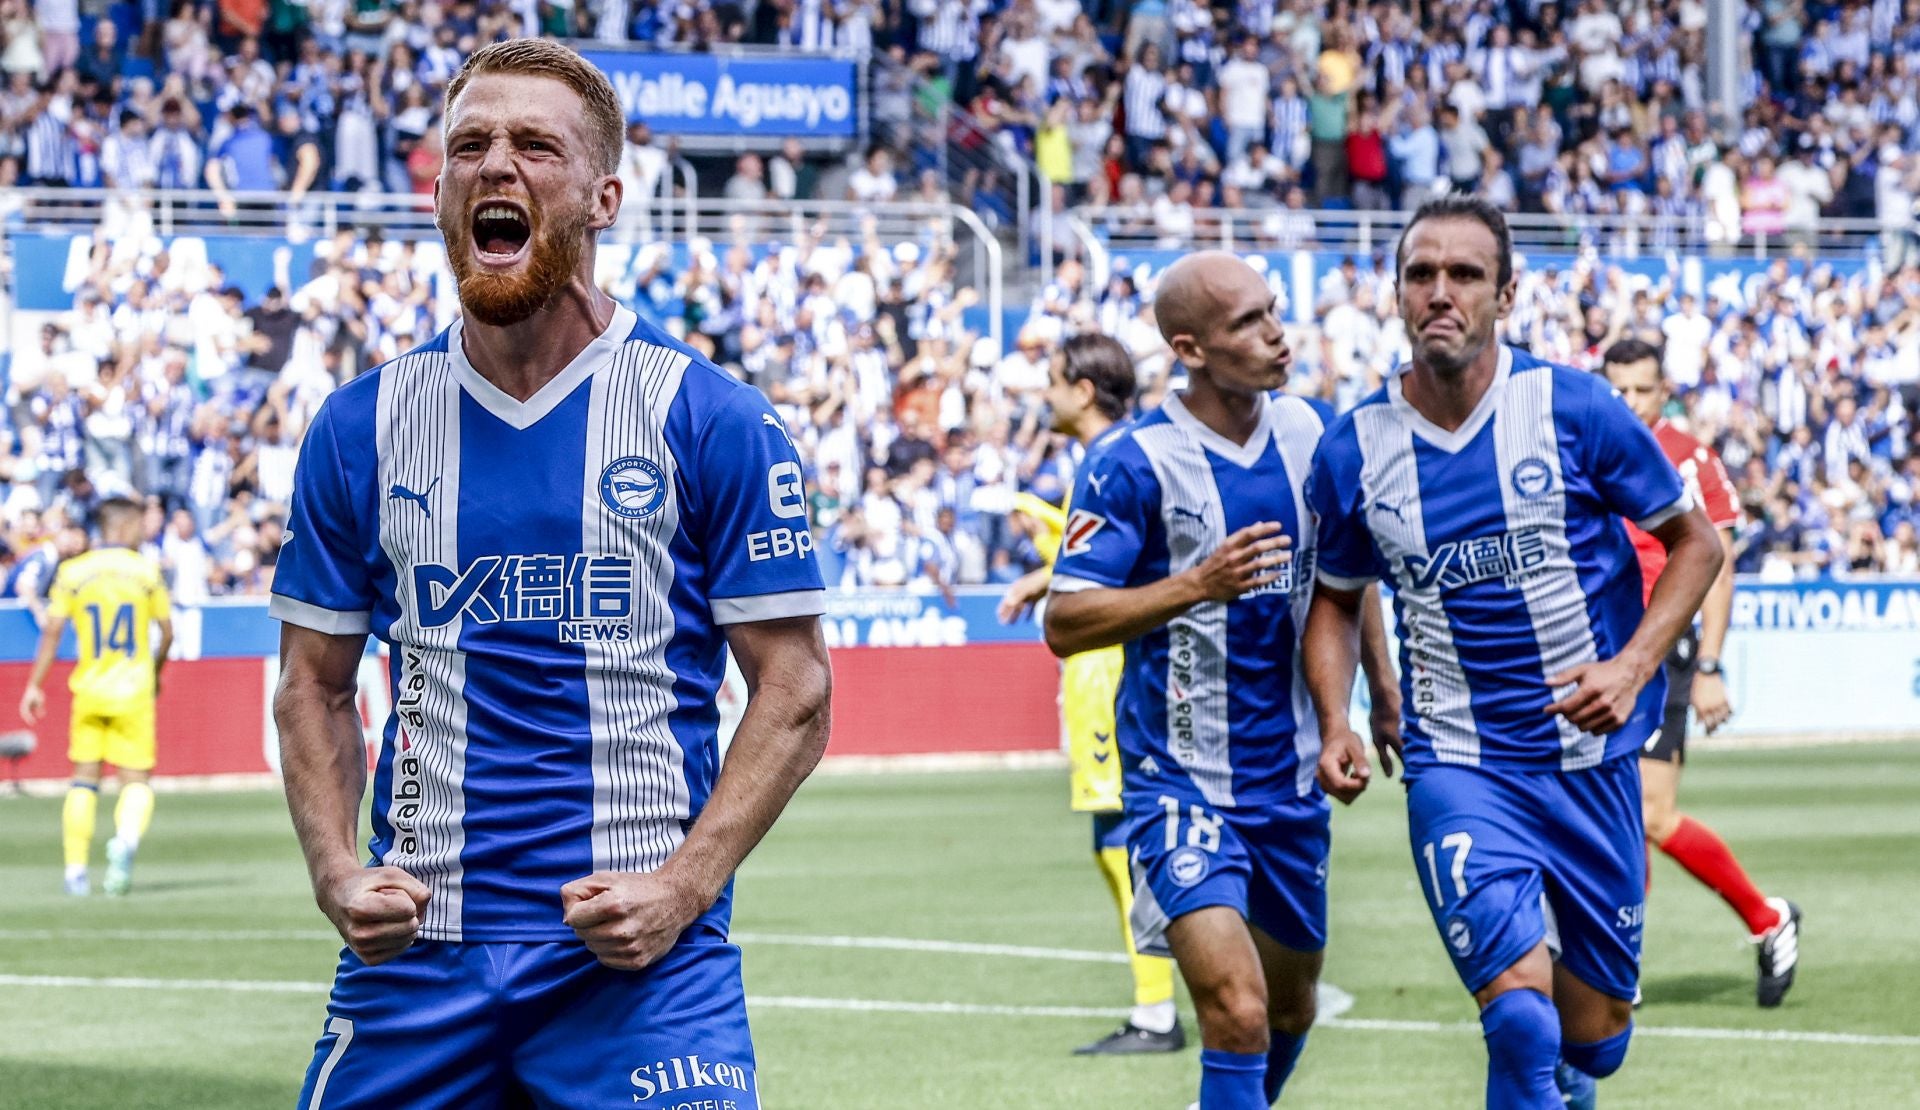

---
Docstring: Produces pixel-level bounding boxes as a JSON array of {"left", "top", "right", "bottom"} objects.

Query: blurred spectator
[{"left": 1, "top": 0, "right": 1917, "bottom": 589}]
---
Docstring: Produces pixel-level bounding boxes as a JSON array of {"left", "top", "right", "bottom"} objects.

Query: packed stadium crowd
[{"left": 1, "top": 0, "right": 1917, "bottom": 605}]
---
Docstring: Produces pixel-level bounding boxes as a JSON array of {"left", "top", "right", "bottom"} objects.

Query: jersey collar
[
  {"left": 447, "top": 305, "right": 637, "bottom": 431},
  {"left": 1388, "top": 343, "right": 1512, "bottom": 454},
  {"left": 1161, "top": 391, "right": 1275, "bottom": 469}
]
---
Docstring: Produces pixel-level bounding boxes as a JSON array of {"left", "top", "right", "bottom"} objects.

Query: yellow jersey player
[
  {"left": 21, "top": 497, "right": 173, "bottom": 896},
  {"left": 999, "top": 334, "right": 1183, "bottom": 1054}
]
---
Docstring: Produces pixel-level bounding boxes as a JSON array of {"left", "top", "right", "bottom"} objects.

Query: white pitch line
[
  {"left": 0, "top": 928, "right": 1137, "bottom": 964},
  {"left": 731, "top": 931, "right": 1130, "bottom": 965},
  {"left": 751, "top": 996, "right": 1129, "bottom": 1019},
  {"left": 2, "top": 974, "right": 1914, "bottom": 1048},
  {"left": 0, "top": 974, "right": 328, "bottom": 994},
  {"left": 0, "top": 929, "right": 339, "bottom": 943}
]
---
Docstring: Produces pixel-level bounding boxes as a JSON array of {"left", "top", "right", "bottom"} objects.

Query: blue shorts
[
  {"left": 1405, "top": 756, "right": 1645, "bottom": 1001},
  {"left": 297, "top": 932, "right": 758, "bottom": 1110},
  {"left": 1128, "top": 792, "right": 1331, "bottom": 957}
]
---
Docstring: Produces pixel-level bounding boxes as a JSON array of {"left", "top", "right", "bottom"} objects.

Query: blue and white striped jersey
[
  {"left": 1051, "top": 393, "right": 1331, "bottom": 810},
  {"left": 270, "top": 306, "right": 826, "bottom": 942},
  {"left": 1307, "top": 346, "right": 1689, "bottom": 775}
]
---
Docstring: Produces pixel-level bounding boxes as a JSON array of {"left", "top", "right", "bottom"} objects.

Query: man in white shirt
[
  {"left": 1216, "top": 36, "right": 1272, "bottom": 163},
  {"left": 998, "top": 13, "right": 1050, "bottom": 93},
  {"left": 1569, "top": 0, "right": 1624, "bottom": 93},
  {"left": 1778, "top": 139, "right": 1835, "bottom": 245},
  {"left": 1876, "top": 140, "right": 1916, "bottom": 270},
  {"left": 1661, "top": 293, "right": 1713, "bottom": 391},
  {"left": 1151, "top": 179, "right": 1198, "bottom": 247},
  {"left": 847, "top": 146, "right": 899, "bottom": 203},
  {"left": 616, "top": 119, "right": 668, "bottom": 244},
  {"left": 161, "top": 508, "right": 213, "bottom": 607},
  {"left": 995, "top": 326, "right": 1053, "bottom": 405}
]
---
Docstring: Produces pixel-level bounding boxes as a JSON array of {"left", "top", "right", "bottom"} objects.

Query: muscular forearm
[
  {"left": 1621, "top": 512, "right": 1724, "bottom": 684},
  {"left": 274, "top": 676, "right": 370, "bottom": 896},
  {"left": 1357, "top": 583, "right": 1399, "bottom": 711},
  {"left": 1304, "top": 588, "right": 1365, "bottom": 733},
  {"left": 1697, "top": 527, "right": 1736, "bottom": 659},
  {"left": 659, "top": 665, "right": 830, "bottom": 909},
  {"left": 1044, "top": 574, "right": 1207, "bottom": 657}
]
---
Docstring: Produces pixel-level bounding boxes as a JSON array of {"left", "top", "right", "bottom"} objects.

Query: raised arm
[{"left": 1044, "top": 522, "right": 1290, "bottom": 657}]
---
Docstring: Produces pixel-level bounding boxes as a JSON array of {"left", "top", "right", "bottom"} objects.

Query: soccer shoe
[
  {"left": 1755, "top": 897, "right": 1801, "bottom": 1008},
  {"left": 63, "top": 871, "right": 90, "bottom": 897},
  {"left": 104, "top": 837, "right": 135, "bottom": 897},
  {"left": 1555, "top": 1061, "right": 1598, "bottom": 1110},
  {"left": 1073, "top": 1019, "right": 1187, "bottom": 1055}
]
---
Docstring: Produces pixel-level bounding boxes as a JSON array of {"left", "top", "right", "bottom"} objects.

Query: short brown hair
[
  {"left": 1060, "top": 333, "right": 1137, "bottom": 420},
  {"left": 1396, "top": 195, "right": 1514, "bottom": 291},
  {"left": 444, "top": 39, "right": 623, "bottom": 176}
]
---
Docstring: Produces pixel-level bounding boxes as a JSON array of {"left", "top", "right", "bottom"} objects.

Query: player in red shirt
[{"left": 1602, "top": 339, "right": 1801, "bottom": 1008}]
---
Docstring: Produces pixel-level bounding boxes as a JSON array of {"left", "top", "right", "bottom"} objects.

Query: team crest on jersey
[
  {"left": 1510, "top": 457, "right": 1554, "bottom": 501},
  {"left": 1168, "top": 846, "right": 1210, "bottom": 888},
  {"left": 600, "top": 456, "right": 667, "bottom": 519},
  {"left": 1446, "top": 915, "right": 1474, "bottom": 956},
  {"left": 1061, "top": 509, "right": 1107, "bottom": 557}
]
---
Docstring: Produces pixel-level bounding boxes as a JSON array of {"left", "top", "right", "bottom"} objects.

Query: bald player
[{"left": 1045, "top": 252, "right": 1398, "bottom": 1107}]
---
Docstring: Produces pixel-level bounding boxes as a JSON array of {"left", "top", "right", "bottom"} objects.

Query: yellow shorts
[
  {"left": 1063, "top": 647, "right": 1123, "bottom": 813},
  {"left": 69, "top": 700, "right": 156, "bottom": 771}
]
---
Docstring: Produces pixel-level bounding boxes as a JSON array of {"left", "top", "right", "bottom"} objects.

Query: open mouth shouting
[{"left": 471, "top": 200, "right": 532, "bottom": 267}]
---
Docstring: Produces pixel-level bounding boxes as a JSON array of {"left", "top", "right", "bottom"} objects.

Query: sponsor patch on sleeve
[{"left": 1061, "top": 509, "right": 1107, "bottom": 558}]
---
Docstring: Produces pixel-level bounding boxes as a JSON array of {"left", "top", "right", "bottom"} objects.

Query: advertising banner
[{"left": 581, "top": 49, "right": 859, "bottom": 138}]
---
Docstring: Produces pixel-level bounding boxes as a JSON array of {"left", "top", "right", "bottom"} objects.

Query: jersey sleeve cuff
[
  {"left": 1048, "top": 573, "right": 1116, "bottom": 594},
  {"left": 269, "top": 594, "right": 372, "bottom": 636},
  {"left": 712, "top": 588, "right": 828, "bottom": 625},
  {"left": 1634, "top": 491, "right": 1695, "bottom": 533},
  {"left": 1316, "top": 569, "right": 1377, "bottom": 592}
]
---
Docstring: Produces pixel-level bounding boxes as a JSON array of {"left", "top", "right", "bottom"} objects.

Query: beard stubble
[{"left": 445, "top": 195, "right": 590, "bottom": 327}]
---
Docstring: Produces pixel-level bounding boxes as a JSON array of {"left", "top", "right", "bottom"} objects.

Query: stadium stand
[{"left": 1, "top": 0, "right": 1917, "bottom": 607}]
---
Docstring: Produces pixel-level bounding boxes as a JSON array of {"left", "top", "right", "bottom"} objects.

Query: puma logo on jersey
[
  {"left": 1170, "top": 505, "right": 1207, "bottom": 522},
  {"left": 388, "top": 478, "right": 440, "bottom": 518},
  {"left": 1370, "top": 498, "right": 1406, "bottom": 523}
]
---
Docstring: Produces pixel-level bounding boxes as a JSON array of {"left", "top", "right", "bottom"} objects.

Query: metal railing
[
  {"left": 0, "top": 182, "right": 708, "bottom": 244},
  {"left": 0, "top": 187, "right": 1004, "bottom": 353},
  {"left": 1075, "top": 206, "right": 1897, "bottom": 261},
  {"left": 676, "top": 197, "right": 1005, "bottom": 352}
]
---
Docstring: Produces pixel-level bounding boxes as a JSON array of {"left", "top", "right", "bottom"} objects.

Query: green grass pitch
[{"left": 2, "top": 741, "right": 1917, "bottom": 1108}]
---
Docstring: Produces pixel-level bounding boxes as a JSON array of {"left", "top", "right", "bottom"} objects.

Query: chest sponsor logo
[
  {"left": 414, "top": 554, "right": 634, "bottom": 642},
  {"left": 600, "top": 456, "right": 669, "bottom": 520},
  {"left": 1402, "top": 527, "right": 1549, "bottom": 592}
]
